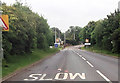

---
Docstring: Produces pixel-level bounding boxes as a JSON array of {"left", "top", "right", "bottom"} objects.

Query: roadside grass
[
  {"left": 58, "top": 46, "right": 64, "bottom": 50},
  {"left": 2, "top": 48, "right": 59, "bottom": 77},
  {"left": 81, "top": 46, "right": 119, "bottom": 58}
]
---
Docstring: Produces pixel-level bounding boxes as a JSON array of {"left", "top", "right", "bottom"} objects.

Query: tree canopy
[
  {"left": 2, "top": 1, "right": 54, "bottom": 60},
  {"left": 65, "top": 9, "right": 120, "bottom": 53}
]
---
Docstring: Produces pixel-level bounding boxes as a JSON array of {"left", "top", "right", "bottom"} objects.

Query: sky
[{"left": 1, "top": 0, "right": 120, "bottom": 32}]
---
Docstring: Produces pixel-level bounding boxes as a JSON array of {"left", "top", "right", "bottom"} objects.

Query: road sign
[
  {"left": 56, "top": 38, "right": 59, "bottom": 43},
  {"left": 0, "top": 15, "right": 9, "bottom": 31},
  {"left": 54, "top": 43, "right": 58, "bottom": 48},
  {"left": 85, "top": 39, "right": 89, "bottom": 43},
  {"left": 85, "top": 43, "right": 91, "bottom": 45}
]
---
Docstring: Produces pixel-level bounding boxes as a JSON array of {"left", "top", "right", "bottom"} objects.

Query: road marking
[
  {"left": 69, "top": 73, "right": 86, "bottom": 80},
  {"left": 39, "top": 74, "right": 52, "bottom": 80},
  {"left": 24, "top": 73, "right": 86, "bottom": 81},
  {"left": 79, "top": 54, "right": 82, "bottom": 57},
  {"left": 96, "top": 70, "right": 112, "bottom": 83},
  {"left": 77, "top": 53, "right": 79, "bottom": 55},
  {"left": 58, "top": 68, "right": 62, "bottom": 72},
  {"left": 77, "top": 53, "right": 82, "bottom": 57},
  {"left": 86, "top": 61, "right": 94, "bottom": 67},
  {"left": 73, "top": 51, "right": 82, "bottom": 57},
  {"left": 82, "top": 57, "right": 86, "bottom": 60},
  {"left": 24, "top": 74, "right": 42, "bottom": 81},
  {"left": 54, "top": 73, "right": 68, "bottom": 80}
]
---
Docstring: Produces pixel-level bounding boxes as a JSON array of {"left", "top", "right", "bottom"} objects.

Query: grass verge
[
  {"left": 81, "top": 46, "right": 119, "bottom": 58},
  {"left": 2, "top": 48, "right": 59, "bottom": 77}
]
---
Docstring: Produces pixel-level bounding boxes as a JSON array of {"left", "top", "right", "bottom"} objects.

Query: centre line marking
[
  {"left": 82, "top": 57, "right": 86, "bottom": 60},
  {"left": 96, "top": 70, "right": 112, "bottom": 83},
  {"left": 86, "top": 61, "right": 94, "bottom": 67},
  {"left": 79, "top": 54, "right": 82, "bottom": 57}
]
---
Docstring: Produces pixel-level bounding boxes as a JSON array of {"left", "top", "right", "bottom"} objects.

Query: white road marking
[
  {"left": 24, "top": 74, "right": 42, "bottom": 81},
  {"left": 79, "top": 54, "right": 82, "bottom": 57},
  {"left": 73, "top": 51, "right": 94, "bottom": 68},
  {"left": 24, "top": 79, "right": 29, "bottom": 81},
  {"left": 69, "top": 73, "right": 86, "bottom": 80},
  {"left": 77, "top": 53, "right": 82, "bottom": 57},
  {"left": 39, "top": 74, "right": 52, "bottom": 80},
  {"left": 86, "top": 61, "right": 94, "bottom": 67},
  {"left": 54, "top": 73, "right": 68, "bottom": 80},
  {"left": 82, "top": 57, "right": 86, "bottom": 60},
  {"left": 58, "top": 68, "right": 62, "bottom": 72},
  {"left": 73, "top": 51, "right": 82, "bottom": 57},
  {"left": 96, "top": 70, "right": 112, "bottom": 83},
  {"left": 24, "top": 73, "right": 86, "bottom": 80}
]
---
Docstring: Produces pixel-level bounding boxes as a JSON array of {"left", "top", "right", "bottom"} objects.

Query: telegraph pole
[
  {"left": 74, "top": 31, "right": 75, "bottom": 40},
  {"left": 118, "top": 1, "right": 120, "bottom": 11},
  {"left": 59, "top": 30, "right": 60, "bottom": 38},
  {"left": 55, "top": 28, "right": 56, "bottom": 43},
  {"left": 73, "top": 29, "right": 75, "bottom": 40},
  {"left": 64, "top": 33, "right": 66, "bottom": 46}
]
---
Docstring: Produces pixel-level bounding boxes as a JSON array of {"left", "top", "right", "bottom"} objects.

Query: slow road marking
[{"left": 24, "top": 73, "right": 86, "bottom": 81}]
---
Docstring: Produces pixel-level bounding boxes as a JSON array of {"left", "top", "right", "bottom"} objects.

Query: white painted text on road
[{"left": 24, "top": 73, "right": 86, "bottom": 81}]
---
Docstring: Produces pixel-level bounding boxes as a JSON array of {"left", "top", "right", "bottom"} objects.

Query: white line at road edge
[
  {"left": 86, "top": 61, "right": 94, "bottom": 67},
  {"left": 96, "top": 70, "right": 112, "bottom": 83}
]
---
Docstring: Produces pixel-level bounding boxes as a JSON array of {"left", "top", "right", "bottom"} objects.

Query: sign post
[
  {"left": 0, "top": 2, "right": 9, "bottom": 81},
  {"left": 0, "top": 1, "right": 2, "bottom": 81},
  {"left": 0, "top": 14, "right": 9, "bottom": 60},
  {"left": 84, "top": 39, "right": 91, "bottom": 48}
]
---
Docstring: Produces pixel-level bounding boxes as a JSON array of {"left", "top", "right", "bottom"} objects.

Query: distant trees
[
  {"left": 51, "top": 27, "right": 63, "bottom": 43},
  {"left": 78, "top": 9, "right": 120, "bottom": 53},
  {"left": 2, "top": 1, "right": 54, "bottom": 60},
  {"left": 65, "top": 26, "right": 82, "bottom": 45},
  {"left": 65, "top": 9, "right": 120, "bottom": 53}
]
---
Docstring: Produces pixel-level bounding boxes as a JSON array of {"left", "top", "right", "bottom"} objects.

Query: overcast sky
[{"left": 1, "top": 0, "right": 119, "bottom": 32}]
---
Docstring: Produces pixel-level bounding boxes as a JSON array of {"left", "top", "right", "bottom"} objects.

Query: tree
[{"left": 2, "top": 1, "right": 54, "bottom": 61}]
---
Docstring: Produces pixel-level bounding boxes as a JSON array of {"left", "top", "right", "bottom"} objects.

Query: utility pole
[
  {"left": 64, "top": 33, "right": 66, "bottom": 46},
  {"left": 55, "top": 28, "right": 56, "bottom": 43},
  {"left": 118, "top": 1, "right": 120, "bottom": 11},
  {"left": 73, "top": 29, "right": 75, "bottom": 40},
  {"left": 59, "top": 30, "right": 60, "bottom": 38}
]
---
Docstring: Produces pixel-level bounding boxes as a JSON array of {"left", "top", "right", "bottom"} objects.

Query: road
[{"left": 2, "top": 46, "right": 118, "bottom": 83}]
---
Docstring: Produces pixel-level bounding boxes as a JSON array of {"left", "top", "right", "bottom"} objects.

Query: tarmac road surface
[{"left": 3, "top": 46, "right": 118, "bottom": 83}]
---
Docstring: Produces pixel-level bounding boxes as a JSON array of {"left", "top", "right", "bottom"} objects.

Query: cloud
[{"left": 1, "top": 0, "right": 119, "bottom": 32}]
